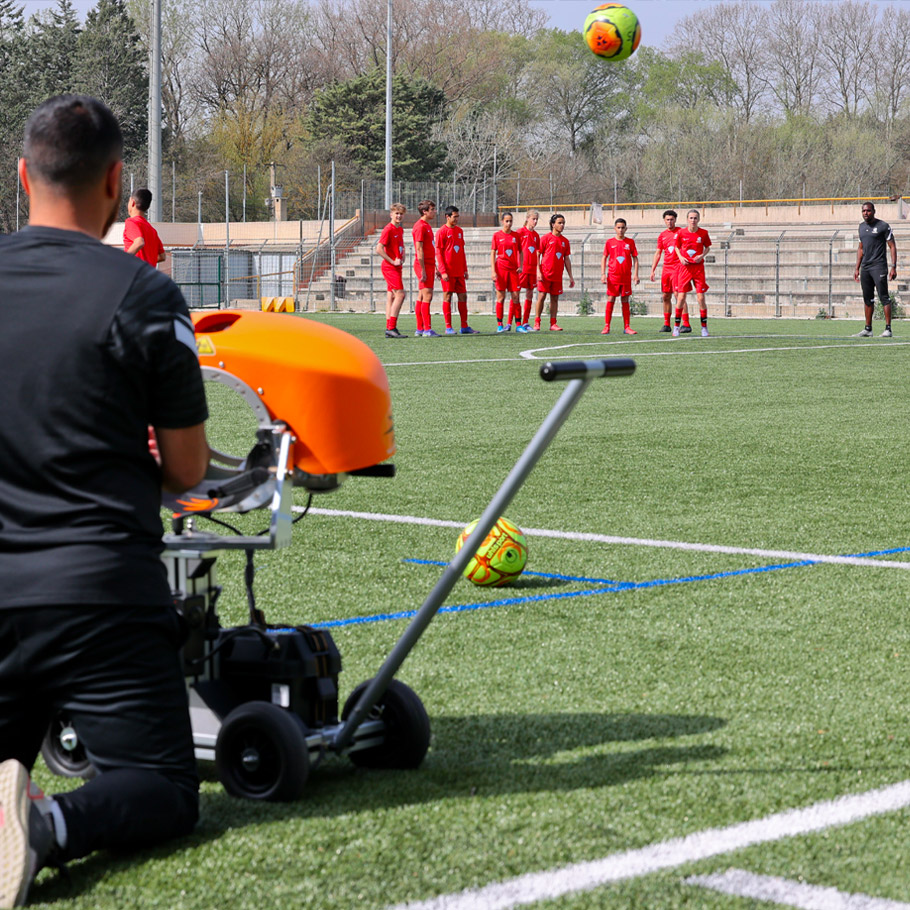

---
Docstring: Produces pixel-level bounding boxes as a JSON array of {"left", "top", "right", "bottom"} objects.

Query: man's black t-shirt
[
  {"left": 0, "top": 226, "right": 208, "bottom": 608},
  {"left": 858, "top": 219, "right": 894, "bottom": 270}
]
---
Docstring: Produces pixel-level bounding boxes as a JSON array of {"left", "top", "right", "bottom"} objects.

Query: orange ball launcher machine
[{"left": 41, "top": 309, "right": 636, "bottom": 801}]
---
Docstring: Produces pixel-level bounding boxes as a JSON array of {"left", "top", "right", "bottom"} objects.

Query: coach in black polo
[
  {"left": 853, "top": 201, "right": 898, "bottom": 338},
  {"left": 0, "top": 95, "right": 209, "bottom": 907}
]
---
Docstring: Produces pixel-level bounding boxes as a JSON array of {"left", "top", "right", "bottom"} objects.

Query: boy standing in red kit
[
  {"left": 600, "top": 218, "right": 639, "bottom": 335},
  {"left": 376, "top": 203, "right": 408, "bottom": 338}
]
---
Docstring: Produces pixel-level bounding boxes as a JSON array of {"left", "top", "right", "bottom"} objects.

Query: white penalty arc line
[
  {"left": 387, "top": 780, "right": 910, "bottom": 910},
  {"left": 517, "top": 340, "right": 910, "bottom": 360},
  {"left": 302, "top": 508, "right": 910, "bottom": 571},
  {"left": 381, "top": 341, "right": 910, "bottom": 368}
]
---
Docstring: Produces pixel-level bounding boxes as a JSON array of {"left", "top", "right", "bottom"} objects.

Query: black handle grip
[{"left": 540, "top": 358, "right": 636, "bottom": 382}]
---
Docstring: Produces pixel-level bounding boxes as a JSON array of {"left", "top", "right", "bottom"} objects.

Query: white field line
[
  {"left": 517, "top": 340, "right": 910, "bottom": 360},
  {"left": 381, "top": 340, "right": 910, "bottom": 368},
  {"left": 302, "top": 508, "right": 910, "bottom": 571},
  {"left": 387, "top": 780, "right": 910, "bottom": 910},
  {"left": 686, "top": 868, "right": 910, "bottom": 909}
]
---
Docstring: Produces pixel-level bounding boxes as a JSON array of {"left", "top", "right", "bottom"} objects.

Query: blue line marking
[{"left": 310, "top": 555, "right": 828, "bottom": 630}]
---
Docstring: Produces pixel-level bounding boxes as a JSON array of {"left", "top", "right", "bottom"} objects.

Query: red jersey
[
  {"left": 656, "top": 228, "right": 680, "bottom": 271},
  {"left": 603, "top": 237, "right": 638, "bottom": 282},
  {"left": 123, "top": 215, "right": 164, "bottom": 267},
  {"left": 412, "top": 219, "right": 434, "bottom": 272},
  {"left": 517, "top": 227, "right": 541, "bottom": 276},
  {"left": 379, "top": 222, "right": 405, "bottom": 267},
  {"left": 676, "top": 227, "right": 711, "bottom": 264},
  {"left": 436, "top": 224, "right": 467, "bottom": 277},
  {"left": 491, "top": 230, "right": 521, "bottom": 271},
  {"left": 539, "top": 232, "right": 571, "bottom": 278}
]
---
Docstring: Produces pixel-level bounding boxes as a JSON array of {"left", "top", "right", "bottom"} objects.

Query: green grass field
[{"left": 30, "top": 316, "right": 910, "bottom": 908}]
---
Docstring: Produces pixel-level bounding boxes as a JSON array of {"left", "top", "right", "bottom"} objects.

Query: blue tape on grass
[{"left": 310, "top": 556, "right": 820, "bottom": 630}]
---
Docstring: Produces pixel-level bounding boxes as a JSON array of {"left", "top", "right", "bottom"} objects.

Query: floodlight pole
[
  {"left": 148, "top": 0, "right": 162, "bottom": 222},
  {"left": 384, "top": 0, "right": 392, "bottom": 209}
]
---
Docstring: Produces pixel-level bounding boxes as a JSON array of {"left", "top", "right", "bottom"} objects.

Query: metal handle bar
[
  {"left": 540, "top": 358, "right": 636, "bottom": 382},
  {"left": 330, "top": 358, "right": 636, "bottom": 753}
]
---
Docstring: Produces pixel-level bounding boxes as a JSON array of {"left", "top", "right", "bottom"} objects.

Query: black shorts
[{"left": 860, "top": 267, "right": 889, "bottom": 306}]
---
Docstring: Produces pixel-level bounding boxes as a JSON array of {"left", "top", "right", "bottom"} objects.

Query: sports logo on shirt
[
  {"left": 454, "top": 245, "right": 460, "bottom": 252},
  {"left": 506, "top": 248, "right": 513, "bottom": 256},
  {"left": 528, "top": 246, "right": 535, "bottom": 253},
  {"left": 617, "top": 256, "right": 625, "bottom": 263},
  {"left": 556, "top": 252, "right": 562, "bottom": 259}
]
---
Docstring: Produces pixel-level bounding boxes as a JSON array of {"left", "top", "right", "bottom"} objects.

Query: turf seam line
[
  {"left": 301, "top": 508, "right": 910, "bottom": 571},
  {"left": 685, "top": 868, "right": 910, "bottom": 909},
  {"left": 386, "top": 780, "right": 910, "bottom": 910}
]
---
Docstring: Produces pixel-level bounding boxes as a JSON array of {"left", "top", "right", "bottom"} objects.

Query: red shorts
[
  {"left": 382, "top": 263, "right": 404, "bottom": 292},
  {"left": 413, "top": 262, "right": 434, "bottom": 291},
  {"left": 660, "top": 269, "right": 678, "bottom": 295},
  {"left": 605, "top": 276, "right": 631, "bottom": 298},
  {"left": 518, "top": 272, "right": 536, "bottom": 291},
  {"left": 441, "top": 276, "right": 467, "bottom": 295},
  {"left": 494, "top": 264, "right": 519, "bottom": 293},
  {"left": 676, "top": 262, "right": 709, "bottom": 294},
  {"left": 537, "top": 276, "right": 563, "bottom": 297}
]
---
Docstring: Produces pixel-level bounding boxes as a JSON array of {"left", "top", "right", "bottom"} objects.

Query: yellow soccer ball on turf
[{"left": 455, "top": 517, "right": 528, "bottom": 587}]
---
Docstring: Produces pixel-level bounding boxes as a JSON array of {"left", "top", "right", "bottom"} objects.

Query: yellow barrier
[{"left": 260, "top": 297, "right": 295, "bottom": 313}]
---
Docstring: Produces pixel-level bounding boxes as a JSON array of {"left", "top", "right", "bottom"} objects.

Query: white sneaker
[
  {"left": 701, "top": 327, "right": 709, "bottom": 337},
  {"left": 671, "top": 326, "right": 680, "bottom": 337},
  {"left": 0, "top": 761, "right": 58, "bottom": 909},
  {"left": 854, "top": 327, "right": 873, "bottom": 337},
  {"left": 0, "top": 760, "right": 31, "bottom": 908},
  {"left": 881, "top": 328, "right": 893, "bottom": 337}
]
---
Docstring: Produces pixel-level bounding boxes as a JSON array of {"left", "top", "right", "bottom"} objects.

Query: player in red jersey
[
  {"left": 490, "top": 211, "right": 522, "bottom": 332},
  {"left": 123, "top": 188, "right": 165, "bottom": 268},
  {"left": 376, "top": 203, "right": 408, "bottom": 338},
  {"left": 533, "top": 213, "right": 574, "bottom": 331},
  {"left": 412, "top": 200, "right": 438, "bottom": 336},
  {"left": 649, "top": 209, "right": 689, "bottom": 333},
  {"left": 435, "top": 205, "right": 477, "bottom": 334},
  {"left": 674, "top": 209, "right": 711, "bottom": 337},
  {"left": 516, "top": 210, "right": 540, "bottom": 332},
  {"left": 600, "top": 218, "right": 639, "bottom": 334}
]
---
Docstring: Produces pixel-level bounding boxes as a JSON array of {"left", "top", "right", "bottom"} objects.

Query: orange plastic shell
[{"left": 192, "top": 310, "right": 395, "bottom": 476}]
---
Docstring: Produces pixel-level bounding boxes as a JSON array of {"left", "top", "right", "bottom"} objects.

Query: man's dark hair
[
  {"left": 131, "top": 188, "right": 153, "bottom": 213},
  {"left": 444, "top": 205, "right": 459, "bottom": 217},
  {"left": 663, "top": 209, "right": 677, "bottom": 219},
  {"left": 417, "top": 199, "right": 435, "bottom": 215},
  {"left": 550, "top": 213, "right": 564, "bottom": 228},
  {"left": 23, "top": 94, "right": 122, "bottom": 191},
  {"left": 615, "top": 218, "right": 627, "bottom": 227}
]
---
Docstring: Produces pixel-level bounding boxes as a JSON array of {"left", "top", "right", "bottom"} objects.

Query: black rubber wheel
[
  {"left": 341, "top": 678, "right": 430, "bottom": 770},
  {"left": 41, "top": 714, "right": 95, "bottom": 779},
  {"left": 215, "top": 702, "right": 309, "bottom": 801}
]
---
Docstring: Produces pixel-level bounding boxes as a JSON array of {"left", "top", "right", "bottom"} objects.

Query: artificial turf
[{"left": 29, "top": 315, "right": 910, "bottom": 908}]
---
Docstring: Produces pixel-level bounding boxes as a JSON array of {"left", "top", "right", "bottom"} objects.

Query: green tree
[
  {"left": 27, "top": 0, "right": 81, "bottom": 103},
  {"left": 73, "top": 0, "right": 146, "bottom": 154},
  {"left": 308, "top": 68, "right": 448, "bottom": 180},
  {"left": 0, "top": 0, "right": 28, "bottom": 231},
  {"left": 522, "top": 29, "right": 633, "bottom": 155}
]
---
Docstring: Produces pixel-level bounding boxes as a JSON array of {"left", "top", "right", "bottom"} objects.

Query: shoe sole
[{"left": 0, "top": 760, "right": 30, "bottom": 909}]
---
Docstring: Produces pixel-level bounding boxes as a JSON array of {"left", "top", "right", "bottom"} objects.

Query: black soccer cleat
[
  {"left": 385, "top": 328, "right": 408, "bottom": 338},
  {"left": 679, "top": 325, "right": 693, "bottom": 334},
  {"left": 659, "top": 324, "right": 672, "bottom": 332}
]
